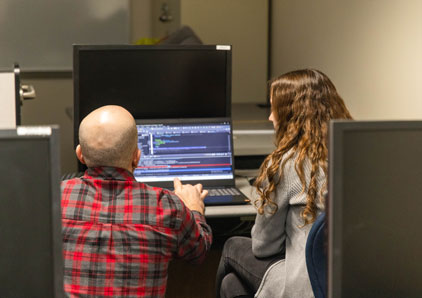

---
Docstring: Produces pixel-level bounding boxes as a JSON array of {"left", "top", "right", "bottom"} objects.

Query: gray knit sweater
[{"left": 252, "top": 153, "right": 325, "bottom": 298}]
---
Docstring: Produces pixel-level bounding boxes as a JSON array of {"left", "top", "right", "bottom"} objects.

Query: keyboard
[{"left": 205, "top": 187, "right": 241, "bottom": 197}]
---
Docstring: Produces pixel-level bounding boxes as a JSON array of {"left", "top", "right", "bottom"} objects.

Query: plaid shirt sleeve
[
  {"left": 160, "top": 191, "right": 213, "bottom": 264},
  {"left": 175, "top": 207, "right": 212, "bottom": 264}
]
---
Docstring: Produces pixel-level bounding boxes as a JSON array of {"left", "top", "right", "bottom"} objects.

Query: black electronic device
[
  {"left": 135, "top": 117, "right": 248, "bottom": 205},
  {"left": 328, "top": 120, "right": 422, "bottom": 298},
  {"left": 73, "top": 44, "right": 232, "bottom": 165},
  {"left": 0, "top": 126, "right": 64, "bottom": 297}
]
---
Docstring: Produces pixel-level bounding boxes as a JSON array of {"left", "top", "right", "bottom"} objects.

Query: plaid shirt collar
[{"left": 84, "top": 166, "right": 136, "bottom": 181}]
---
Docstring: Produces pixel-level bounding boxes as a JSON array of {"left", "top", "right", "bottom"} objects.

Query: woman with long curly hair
[{"left": 216, "top": 69, "right": 352, "bottom": 298}]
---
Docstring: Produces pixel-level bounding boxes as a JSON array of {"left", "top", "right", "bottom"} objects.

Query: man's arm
[
  {"left": 173, "top": 178, "right": 207, "bottom": 214},
  {"left": 173, "top": 178, "right": 212, "bottom": 263}
]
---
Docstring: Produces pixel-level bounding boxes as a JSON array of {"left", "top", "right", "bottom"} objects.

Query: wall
[
  {"left": 150, "top": 0, "right": 181, "bottom": 39},
  {"left": 20, "top": 74, "right": 76, "bottom": 173},
  {"left": 19, "top": 1, "right": 268, "bottom": 173},
  {"left": 0, "top": 0, "right": 129, "bottom": 71},
  {"left": 180, "top": 0, "right": 268, "bottom": 103},
  {"left": 19, "top": 0, "right": 422, "bottom": 174},
  {"left": 20, "top": 0, "right": 151, "bottom": 174},
  {"left": 131, "top": 0, "right": 181, "bottom": 41},
  {"left": 130, "top": 0, "right": 152, "bottom": 40},
  {"left": 271, "top": 0, "right": 422, "bottom": 120}
]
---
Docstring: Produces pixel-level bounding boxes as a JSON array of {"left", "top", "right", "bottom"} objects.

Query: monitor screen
[
  {"left": 328, "top": 121, "right": 422, "bottom": 298},
  {"left": 0, "top": 127, "right": 64, "bottom": 297},
  {"left": 73, "top": 44, "right": 232, "bottom": 150},
  {"left": 135, "top": 118, "right": 234, "bottom": 187}
]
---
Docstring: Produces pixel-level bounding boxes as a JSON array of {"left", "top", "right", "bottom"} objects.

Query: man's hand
[{"left": 173, "top": 178, "right": 208, "bottom": 215}]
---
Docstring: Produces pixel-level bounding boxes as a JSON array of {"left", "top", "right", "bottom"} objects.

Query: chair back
[{"left": 305, "top": 212, "right": 327, "bottom": 298}]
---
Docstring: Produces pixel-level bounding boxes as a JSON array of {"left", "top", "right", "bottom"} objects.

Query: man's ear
[
  {"left": 132, "top": 148, "right": 141, "bottom": 171},
  {"left": 75, "top": 145, "right": 86, "bottom": 165}
]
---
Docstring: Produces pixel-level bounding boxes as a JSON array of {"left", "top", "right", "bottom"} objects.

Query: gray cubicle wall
[
  {"left": 0, "top": 126, "right": 63, "bottom": 297},
  {"left": 0, "top": 0, "right": 129, "bottom": 71}
]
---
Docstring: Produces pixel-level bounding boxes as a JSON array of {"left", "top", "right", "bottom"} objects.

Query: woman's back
[{"left": 252, "top": 154, "right": 325, "bottom": 297}]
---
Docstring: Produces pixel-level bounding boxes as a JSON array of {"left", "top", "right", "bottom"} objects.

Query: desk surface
[
  {"left": 205, "top": 204, "right": 256, "bottom": 218},
  {"left": 205, "top": 170, "right": 258, "bottom": 218}
]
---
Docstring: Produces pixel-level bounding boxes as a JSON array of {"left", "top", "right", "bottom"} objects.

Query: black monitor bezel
[
  {"left": 73, "top": 44, "right": 233, "bottom": 156},
  {"left": 0, "top": 126, "right": 64, "bottom": 297},
  {"left": 328, "top": 120, "right": 422, "bottom": 298}
]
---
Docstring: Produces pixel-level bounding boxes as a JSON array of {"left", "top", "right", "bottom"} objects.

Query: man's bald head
[{"left": 78, "top": 105, "right": 139, "bottom": 171}]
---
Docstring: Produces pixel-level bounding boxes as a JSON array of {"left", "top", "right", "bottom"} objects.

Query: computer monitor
[
  {"left": 73, "top": 44, "right": 232, "bottom": 150},
  {"left": 0, "top": 126, "right": 64, "bottom": 297},
  {"left": 328, "top": 120, "right": 422, "bottom": 298}
]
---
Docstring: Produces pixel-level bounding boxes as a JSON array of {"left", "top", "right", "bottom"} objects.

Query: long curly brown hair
[{"left": 254, "top": 69, "right": 352, "bottom": 225}]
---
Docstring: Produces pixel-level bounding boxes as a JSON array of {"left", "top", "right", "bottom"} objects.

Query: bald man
[{"left": 61, "top": 105, "right": 212, "bottom": 297}]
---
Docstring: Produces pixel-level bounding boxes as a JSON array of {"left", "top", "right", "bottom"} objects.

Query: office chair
[{"left": 306, "top": 212, "right": 327, "bottom": 298}]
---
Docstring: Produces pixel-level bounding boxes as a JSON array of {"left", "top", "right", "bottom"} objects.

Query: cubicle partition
[{"left": 0, "top": 126, "right": 64, "bottom": 297}]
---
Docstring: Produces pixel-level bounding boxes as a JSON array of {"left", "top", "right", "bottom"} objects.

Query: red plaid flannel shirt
[{"left": 61, "top": 167, "right": 212, "bottom": 297}]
